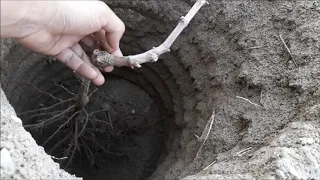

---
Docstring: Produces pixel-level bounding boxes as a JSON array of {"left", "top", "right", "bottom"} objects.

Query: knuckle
[
  {"left": 71, "top": 44, "right": 85, "bottom": 58},
  {"left": 120, "top": 21, "right": 126, "bottom": 34},
  {"left": 62, "top": 52, "right": 74, "bottom": 64},
  {"left": 79, "top": 51, "right": 85, "bottom": 59}
]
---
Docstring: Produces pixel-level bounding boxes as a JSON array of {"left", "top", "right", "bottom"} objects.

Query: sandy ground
[
  {"left": 1, "top": 0, "right": 320, "bottom": 179},
  {"left": 0, "top": 88, "right": 80, "bottom": 179}
]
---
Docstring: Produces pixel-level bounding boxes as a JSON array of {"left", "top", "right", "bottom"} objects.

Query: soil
[
  {"left": 1, "top": 0, "right": 319, "bottom": 180},
  {"left": 1, "top": 51, "right": 171, "bottom": 180},
  {"left": 23, "top": 76, "right": 165, "bottom": 180}
]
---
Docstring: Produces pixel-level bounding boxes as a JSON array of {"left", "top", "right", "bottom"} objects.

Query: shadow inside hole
[{"left": 18, "top": 66, "right": 170, "bottom": 180}]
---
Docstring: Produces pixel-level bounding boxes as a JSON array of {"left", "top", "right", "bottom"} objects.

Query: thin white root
[
  {"left": 279, "top": 34, "right": 298, "bottom": 67},
  {"left": 236, "top": 147, "right": 253, "bottom": 157},
  {"left": 235, "top": 96, "right": 264, "bottom": 109},
  {"left": 194, "top": 134, "right": 200, "bottom": 140},
  {"left": 55, "top": 82, "right": 76, "bottom": 96},
  {"left": 203, "top": 160, "right": 216, "bottom": 171},
  {"left": 51, "top": 156, "right": 68, "bottom": 160},
  {"left": 92, "top": 0, "right": 208, "bottom": 69},
  {"left": 196, "top": 110, "right": 215, "bottom": 157}
]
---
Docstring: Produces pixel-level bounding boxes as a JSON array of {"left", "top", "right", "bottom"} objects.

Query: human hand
[{"left": 1, "top": 1, "right": 125, "bottom": 85}]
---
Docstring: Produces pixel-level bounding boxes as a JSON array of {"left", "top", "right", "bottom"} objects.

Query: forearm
[{"left": 0, "top": 1, "right": 56, "bottom": 38}]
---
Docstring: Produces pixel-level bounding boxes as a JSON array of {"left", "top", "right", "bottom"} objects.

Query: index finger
[{"left": 55, "top": 48, "right": 101, "bottom": 85}]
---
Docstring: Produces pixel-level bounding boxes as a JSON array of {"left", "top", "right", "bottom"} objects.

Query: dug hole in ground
[{"left": 1, "top": 0, "right": 319, "bottom": 180}]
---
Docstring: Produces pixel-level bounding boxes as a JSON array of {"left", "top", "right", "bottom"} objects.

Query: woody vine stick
[{"left": 91, "top": 0, "right": 208, "bottom": 69}]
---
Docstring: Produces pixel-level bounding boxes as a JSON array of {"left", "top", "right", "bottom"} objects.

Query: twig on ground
[
  {"left": 235, "top": 96, "right": 264, "bottom": 109},
  {"left": 51, "top": 156, "right": 68, "bottom": 160},
  {"left": 236, "top": 147, "right": 253, "bottom": 157},
  {"left": 194, "top": 134, "right": 200, "bottom": 140},
  {"left": 91, "top": 0, "right": 208, "bottom": 69},
  {"left": 279, "top": 34, "right": 298, "bottom": 67},
  {"left": 203, "top": 160, "right": 216, "bottom": 171},
  {"left": 195, "top": 110, "right": 215, "bottom": 157}
]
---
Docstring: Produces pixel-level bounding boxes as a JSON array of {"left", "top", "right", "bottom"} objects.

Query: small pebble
[{"left": 0, "top": 148, "right": 15, "bottom": 175}]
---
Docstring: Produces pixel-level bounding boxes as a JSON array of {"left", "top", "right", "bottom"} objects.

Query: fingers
[
  {"left": 93, "top": 30, "right": 113, "bottom": 53},
  {"left": 69, "top": 43, "right": 85, "bottom": 60},
  {"left": 81, "top": 35, "right": 96, "bottom": 48},
  {"left": 81, "top": 35, "right": 114, "bottom": 72},
  {"left": 70, "top": 43, "right": 105, "bottom": 86},
  {"left": 102, "top": 10, "right": 125, "bottom": 57},
  {"left": 55, "top": 44, "right": 104, "bottom": 86},
  {"left": 92, "top": 30, "right": 106, "bottom": 42},
  {"left": 55, "top": 48, "right": 95, "bottom": 79},
  {"left": 83, "top": 9, "right": 125, "bottom": 57},
  {"left": 70, "top": 43, "right": 105, "bottom": 85},
  {"left": 81, "top": 5, "right": 126, "bottom": 72}
]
